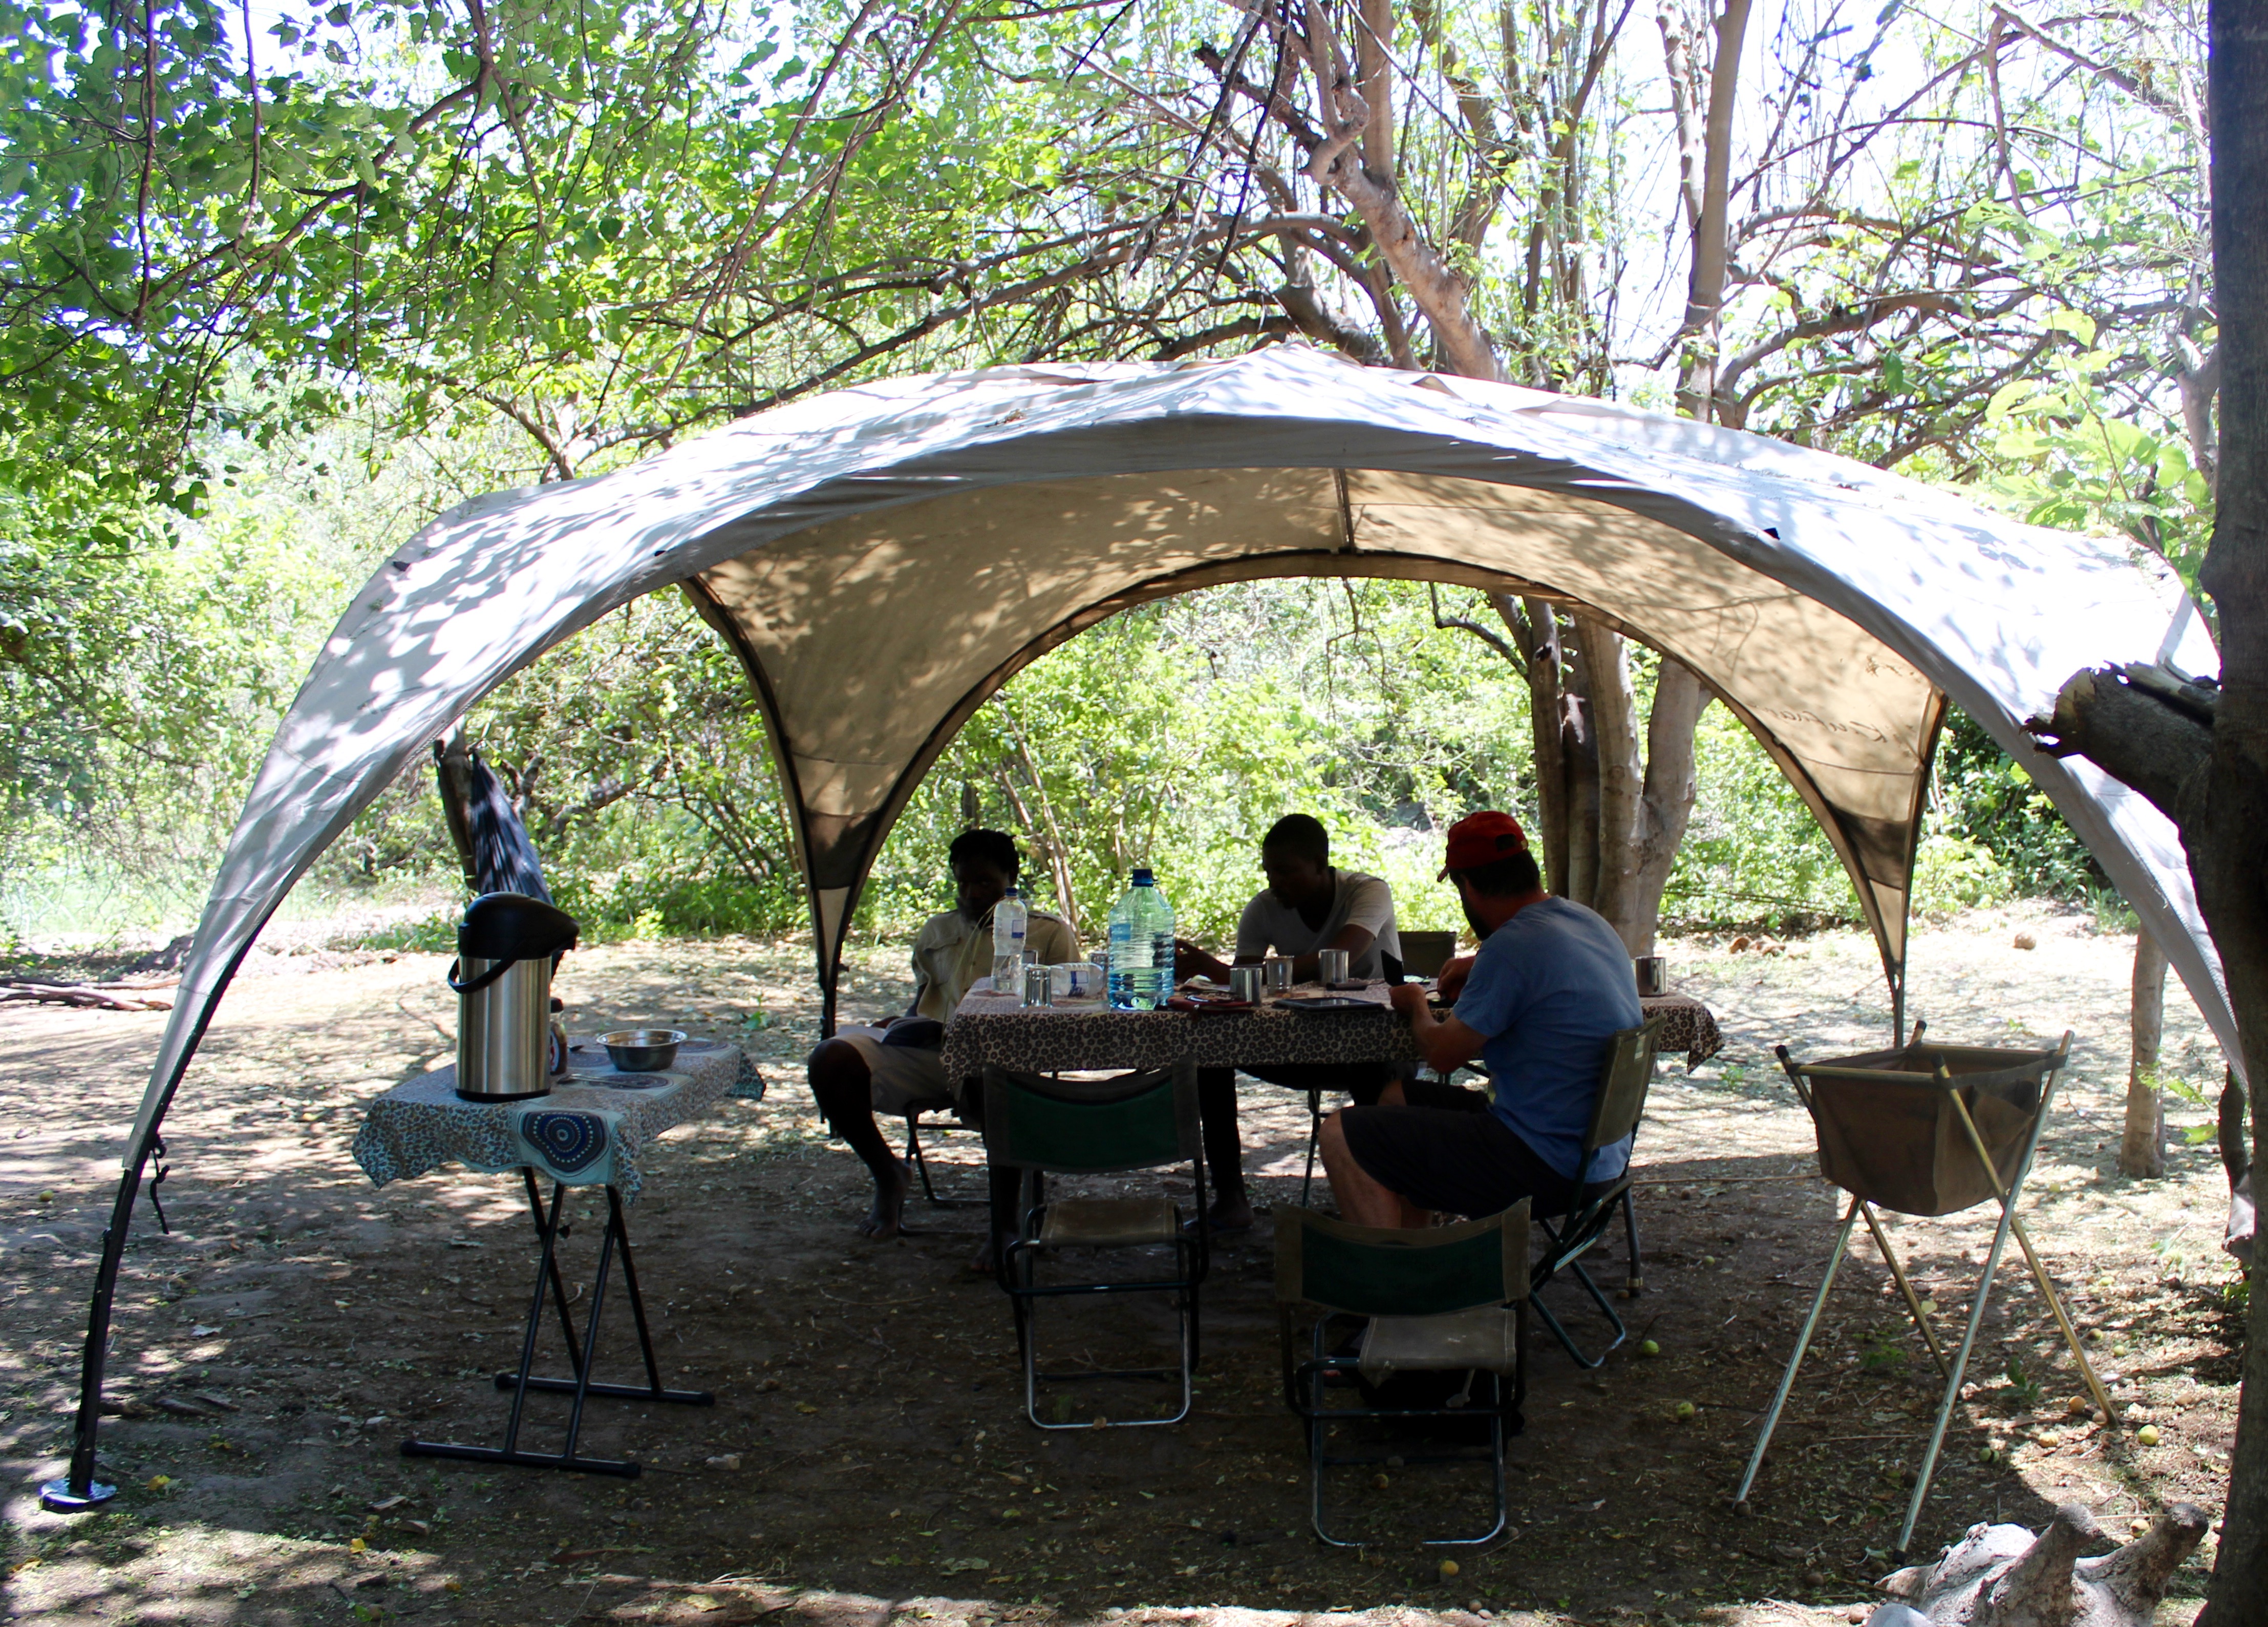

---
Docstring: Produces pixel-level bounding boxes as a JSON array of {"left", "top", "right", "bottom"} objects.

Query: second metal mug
[
  {"left": 1229, "top": 965, "right": 1265, "bottom": 1003},
  {"left": 1022, "top": 964, "right": 1054, "bottom": 1007},
  {"left": 1263, "top": 957, "right": 1293, "bottom": 995},
  {"left": 1318, "top": 948, "right": 1350, "bottom": 985},
  {"left": 1634, "top": 955, "right": 1666, "bottom": 997}
]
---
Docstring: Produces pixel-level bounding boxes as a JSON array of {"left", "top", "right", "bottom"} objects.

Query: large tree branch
[{"left": 2026, "top": 663, "right": 2216, "bottom": 825}]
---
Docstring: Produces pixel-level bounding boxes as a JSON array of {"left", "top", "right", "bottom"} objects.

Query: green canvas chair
[
  {"left": 981, "top": 1062, "right": 1208, "bottom": 1429},
  {"left": 1529, "top": 1013, "right": 1665, "bottom": 1368},
  {"left": 1274, "top": 1205, "right": 1530, "bottom": 1547}
]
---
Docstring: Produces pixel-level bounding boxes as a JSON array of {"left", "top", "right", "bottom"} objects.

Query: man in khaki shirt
[{"left": 807, "top": 829, "right": 1077, "bottom": 1245}]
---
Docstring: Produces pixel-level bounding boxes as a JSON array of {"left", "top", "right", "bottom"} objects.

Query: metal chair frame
[
  {"left": 983, "top": 1063, "right": 1210, "bottom": 1430},
  {"left": 1275, "top": 1206, "right": 1530, "bottom": 1547},
  {"left": 903, "top": 1100, "right": 985, "bottom": 1207},
  {"left": 1525, "top": 1014, "right": 1664, "bottom": 1367},
  {"left": 1735, "top": 1025, "right": 2110, "bottom": 1556}
]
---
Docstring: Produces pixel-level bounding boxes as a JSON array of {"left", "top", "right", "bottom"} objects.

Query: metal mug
[
  {"left": 1634, "top": 955, "right": 1666, "bottom": 998},
  {"left": 1022, "top": 964, "right": 1054, "bottom": 1007},
  {"left": 1318, "top": 948, "right": 1350, "bottom": 986},
  {"left": 1263, "top": 957, "right": 1293, "bottom": 996},
  {"left": 1229, "top": 965, "right": 1265, "bottom": 1003}
]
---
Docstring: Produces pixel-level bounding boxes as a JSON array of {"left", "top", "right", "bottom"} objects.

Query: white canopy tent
[
  {"left": 49, "top": 343, "right": 2226, "bottom": 1508},
  {"left": 134, "top": 344, "right": 2221, "bottom": 1147}
]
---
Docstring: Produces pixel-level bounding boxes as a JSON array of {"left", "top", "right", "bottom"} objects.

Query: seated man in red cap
[{"left": 1319, "top": 810, "right": 1641, "bottom": 1225}]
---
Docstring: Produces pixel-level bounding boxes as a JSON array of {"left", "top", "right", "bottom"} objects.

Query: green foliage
[
  {"left": 1664, "top": 706, "right": 1858, "bottom": 928},
  {"left": 1933, "top": 709, "right": 2104, "bottom": 902},
  {"left": 1981, "top": 346, "right": 2214, "bottom": 594},
  {"left": 874, "top": 581, "right": 1538, "bottom": 944}
]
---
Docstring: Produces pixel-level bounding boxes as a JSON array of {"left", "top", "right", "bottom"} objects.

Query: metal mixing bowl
[{"left": 598, "top": 1028, "right": 688, "bottom": 1073}]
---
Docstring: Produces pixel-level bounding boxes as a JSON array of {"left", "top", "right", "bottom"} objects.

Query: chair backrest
[
  {"left": 979, "top": 1063, "right": 1200, "bottom": 1174},
  {"left": 1397, "top": 931, "right": 1459, "bottom": 979},
  {"left": 1581, "top": 1013, "right": 1666, "bottom": 1156},
  {"left": 1274, "top": 1204, "right": 1530, "bottom": 1317}
]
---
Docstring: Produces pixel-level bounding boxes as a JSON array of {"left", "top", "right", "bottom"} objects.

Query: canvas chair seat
[
  {"left": 1358, "top": 1307, "right": 1521, "bottom": 1381},
  {"left": 1037, "top": 1196, "right": 1181, "bottom": 1249}
]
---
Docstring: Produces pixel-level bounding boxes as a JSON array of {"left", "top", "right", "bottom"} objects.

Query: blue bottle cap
[{"left": 1131, "top": 868, "right": 1154, "bottom": 884}]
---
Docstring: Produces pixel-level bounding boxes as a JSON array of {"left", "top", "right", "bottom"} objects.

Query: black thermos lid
[{"left": 459, "top": 892, "right": 580, "bottom": 962}]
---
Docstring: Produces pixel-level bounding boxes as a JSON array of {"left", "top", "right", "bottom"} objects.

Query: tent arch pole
[
  {"left": 48, "top": 931, "right": 265, "bottom": 1510},
  {"left": 676, "top": 578, "right": 843, "bottom": 1037},
  {"left": 763, "top": 543, "right": 1928, "bottom": 1032}
]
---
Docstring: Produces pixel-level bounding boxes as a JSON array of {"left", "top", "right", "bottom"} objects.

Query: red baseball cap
[{"left": 1439, "top": 810, "right": 1530, "bottom": 878}]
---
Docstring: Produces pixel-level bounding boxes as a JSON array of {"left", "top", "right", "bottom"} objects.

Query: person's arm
[
  {"left": 1435, "top": 953, "right": 1477, "bottom": 1001},
  {"left": 1387, "top": 981, "right": 1486, "bottom": 1071},
  {"left": 1286, "top": 923, "right": 1374, "bottom": 984},
  {"left": 1174, "top": 938, "right": 1234, "bottom": 982},
  {"left": 900, "top": 939, "right": 934, "bottom": 1021},
  {"left": 1308, "top": 873, "right": 1391, "bottom": 982}
]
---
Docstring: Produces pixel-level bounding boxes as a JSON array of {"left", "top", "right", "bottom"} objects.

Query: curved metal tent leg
[{"left": 45, "top": 1145, "right": 155, "bottom": 1511}]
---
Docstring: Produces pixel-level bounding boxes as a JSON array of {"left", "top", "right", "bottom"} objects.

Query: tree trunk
[
  {"left": 1668, "top": 0, "right": 1754, "bottom": 420},
  {"left": 1580, "top": 617, "right": 1644, "bottom": 936},
  {"left": 2198, "top": 6, "right": 2268, "bottom": 1616},
  {"left": 1626, "top": 660, "right": 1711, "bottom": 954},
  {"left": 1498, "top": 594, "right": 1572, "bottom": 895},
  {"left": 2121, "top": 929, "right": 2169, "bottom": 1179},
  {"left": 1562, "top": 630, "right": 1603, "bottom": 908},
  {"left": 2221, "top": 1069, "right": 2251, "bottom": 1191}
]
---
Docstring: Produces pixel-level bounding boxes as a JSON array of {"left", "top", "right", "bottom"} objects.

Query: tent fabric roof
[{"left": 126, "top": 345, "right": 2227, "bottom": 1156}]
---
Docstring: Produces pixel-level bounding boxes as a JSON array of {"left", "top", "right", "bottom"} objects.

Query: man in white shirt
[
  {"left": 1174, "top": 814, "right": 1406, "bottom": 1232},
  {"left": 807, "top": 829, "right": 1077, "bottom": 1247}
]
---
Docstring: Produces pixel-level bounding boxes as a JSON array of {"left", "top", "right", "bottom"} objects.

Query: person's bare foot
[
  {"left": 967, "top": 1233, "right": 1005, "bottom": 1275},
  {"left": 1192, "top": 1195, "right": 1255, "bottom": 1235},
  {"left": 855, "top": 1158, "right": 912, "bottom": 1239}
]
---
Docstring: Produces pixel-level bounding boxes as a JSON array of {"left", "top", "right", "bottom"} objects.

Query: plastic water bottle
[
  {"left": 991, "top": 886, "right": 1028, "bottom": 993},
  {"left": 1106, "top": 869, "right": 1175, "bottom": 1010}
]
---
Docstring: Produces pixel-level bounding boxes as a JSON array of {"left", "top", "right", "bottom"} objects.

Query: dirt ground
[{"left": 0, "top": 900, "right": 2244, "bottom": 1627}]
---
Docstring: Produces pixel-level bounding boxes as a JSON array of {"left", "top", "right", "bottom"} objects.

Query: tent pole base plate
[{"left": 39, "top": 1478, "right": 118, "bottom": 1513}]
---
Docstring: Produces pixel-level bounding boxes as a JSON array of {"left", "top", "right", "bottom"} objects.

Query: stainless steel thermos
[{"left": 448, "top": 892, "right": 581, "bottom": 1101}]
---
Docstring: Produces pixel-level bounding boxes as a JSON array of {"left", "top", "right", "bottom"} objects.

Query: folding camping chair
[
  {"left": 1275, "top": 1205, "right": 1530, "bottom": 1547},
  {"left": 1398, "top": 932, "right": 1459, "bottom": 979},
  {"left": 1287, "top": 935, "right": 1457, "bottom": 1206},
  {"left": 903, "top": 1098, "right": 984, "bottom": 1207},
  {"left": 1527, "top": 1013, "right": 1663, "bottom": 1367},
  {"left": 1735, "top": 1022, "right": 2111, "bottom": 1556},
  {"left": 982, "top": 1062, "right": 1209, "bottom": 1429}
]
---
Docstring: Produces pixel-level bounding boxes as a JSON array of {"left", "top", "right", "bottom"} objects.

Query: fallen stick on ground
[{"left": 0, "top": 981, "right": 175, "bottom": 1011}]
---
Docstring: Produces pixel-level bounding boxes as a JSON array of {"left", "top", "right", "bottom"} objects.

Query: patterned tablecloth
[
  {"left": 1648, "top": 993, "right": 1723, "bottom": 1069},
  {"left": 937, "top": 986, "right": 1722, "bottom": 1080},
  {"left": 351, "top": 1038, "right": 757, "bottom": 1205}
]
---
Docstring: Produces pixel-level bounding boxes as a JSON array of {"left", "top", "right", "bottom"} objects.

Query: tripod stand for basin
[{"left": 1733, "top": 1023, "right": 2115, "bottom": 1557}]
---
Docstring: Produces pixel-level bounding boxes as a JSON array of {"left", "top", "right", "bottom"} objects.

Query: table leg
[
  {"left": 402, "top": 1180, "right": 709, "bottom": 1479},
  {"left": 491, "top": 1186, "right": 713, "bottom": 1407},
  {"left": 523, "top": 1169, "right": 585, "bottom": 1374},
  {"left": 606, "top": 1185, "right": 676, "bottom": 1400}
]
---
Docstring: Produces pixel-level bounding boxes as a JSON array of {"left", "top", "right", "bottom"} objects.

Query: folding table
[{"left": 350, "top": 1037, "right": 761, "bottom": 1476}]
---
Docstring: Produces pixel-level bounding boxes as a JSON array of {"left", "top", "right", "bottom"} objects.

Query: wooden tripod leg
[
  {"left": 1946, "top": 1090, "right": 2118, "bottom": 1426},
  {"left": 1859, "top": 1199, "right": 1950, "bottom": 1378}
]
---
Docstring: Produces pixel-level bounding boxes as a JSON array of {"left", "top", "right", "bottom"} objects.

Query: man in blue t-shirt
[{"left": 1318, "top": 810, "right": 1642, "bottom": 1226}]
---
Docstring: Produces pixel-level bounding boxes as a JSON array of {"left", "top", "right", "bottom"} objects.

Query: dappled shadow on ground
[{"left": 0, "top": 916, "right": 2238, "bottom": 1627}]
